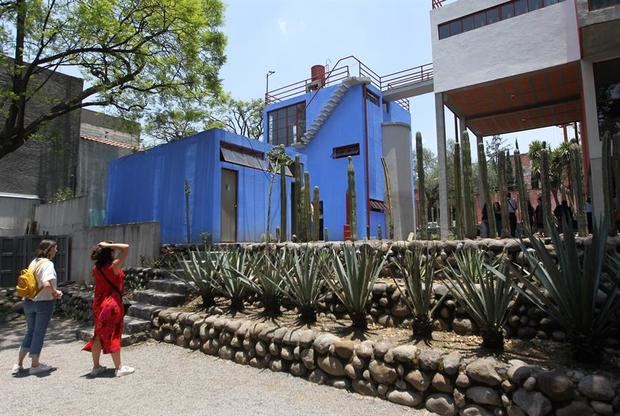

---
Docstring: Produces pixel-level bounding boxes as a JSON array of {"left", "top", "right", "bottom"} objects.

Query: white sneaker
[
  {"left": 29, "top": 363, "right": 53, "bottom": 375},
  {"left": 11, "top": 364, "right": 24, "bottom": 375},
  {"left": 89, "top": 366, "right": 107, "bottom": 377},
  {"left": 115, "top": 365, "right": 135, "bottom": 377}
]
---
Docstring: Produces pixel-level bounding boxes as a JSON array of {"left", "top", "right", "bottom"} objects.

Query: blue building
[{"left": 105, "top": 60, "right": 416, "bottom": 244}]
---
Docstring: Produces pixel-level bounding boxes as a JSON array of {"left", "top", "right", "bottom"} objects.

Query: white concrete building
[{"left": 430, "top": 0, "right": 620, "bottom": 237}]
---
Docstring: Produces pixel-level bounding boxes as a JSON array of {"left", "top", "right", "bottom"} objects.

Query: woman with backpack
[
  {"left": 83, "top": 241, "right": 134, "bottom": 377},
  {"left": 12, "top": 239, "right": 63, "bottom": 376}
]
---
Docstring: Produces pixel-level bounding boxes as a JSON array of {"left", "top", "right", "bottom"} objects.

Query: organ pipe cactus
[
  {"left": 570, "top": 144, "right": 587, "bottom": 236},
  {"left": 381, "top": 157, "right": 395, "bottom": 239},
  {"left": 313, "top": 186, "right": 321, "bottom": 241},
  {"left": 293, "top": 156, "right": 302, "bottom": 238},
  {"left": 347, "top": 156, "right": 358, "bottom": 241},
  {"left": 498, "top": 151, "right": 510, "bottom": 238},
  {"left": 477, "top": 137, "right": 497, "bottom": 238},
  {"left": 461, "top": 132, "right": 476, "bottom": 238},
  {"left": 304, "top": 172, "right": 311, "bottom": 241},
  {"left": 514, "top": 142, "right": 530, "bottom": 233},
  {"left": 280, "top": 164, "right": 287, "bottom": 241},
  {"left": 541, "top": 144, "right": 553, "bottom": 236},
  {"left": 416, "top": 132, "right": 427, "bottom": 239},
  {"left": 453, "top": 140, "right": 464, "bottom": 240}
]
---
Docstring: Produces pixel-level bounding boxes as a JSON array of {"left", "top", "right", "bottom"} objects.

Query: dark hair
[
  {"left": 91, "top": 246, "right": 114, "bottom": 267},
  {"left": 35, "top": 240, "right": 57, "bottom": 259}
]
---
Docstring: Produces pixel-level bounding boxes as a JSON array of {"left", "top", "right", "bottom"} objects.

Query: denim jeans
[{"left": 20, "top": 300, "right": 55, "bottom": 357}]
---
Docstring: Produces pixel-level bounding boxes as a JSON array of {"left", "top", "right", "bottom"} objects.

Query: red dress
[{"left": 83, "top": 264, "right": 125, "bottom": 354}]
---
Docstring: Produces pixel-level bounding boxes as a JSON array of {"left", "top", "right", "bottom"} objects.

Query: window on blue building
[
  {"left": 332, "top": 143, "right": 360, "bottom": 159},
  {"left": 366, "top": 90, "right": 380, "bottom": 106},
  {"left": 268, "top": 101, "right": 306, "bottom": 146}
]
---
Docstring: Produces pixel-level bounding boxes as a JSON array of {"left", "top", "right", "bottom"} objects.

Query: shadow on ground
[{"left": 0, "top": 317, "right": 89, "bottom": 352}]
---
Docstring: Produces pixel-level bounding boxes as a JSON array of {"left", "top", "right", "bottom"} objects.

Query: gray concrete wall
[
  {"left": 0, "top": 58, "right": 84, "bottom": 201},
  {"left": 382, "top": 123, "right": 415, "bottom": 240},
  {"left": 80, "top": 109, "right": 140, "bottom": 146},
  {"left": 0, "top": 194, "right": 39, "bottom": 236},
  {"left": 77, "top": 140, "right": 133, "bottom": 225},
  {"left": 430, "top": 0, "right": 580, "bottom": 93},
  {"left": 35, "top": 198, "right": 160, "bottom": 282}
]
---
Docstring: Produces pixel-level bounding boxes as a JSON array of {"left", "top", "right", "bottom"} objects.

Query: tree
[
  {"left": 205, "top": 97, "right": 264, "bottom": 140},
  {"left": 0, "top": 0, "right": 226, "bottom": 159},
  {"left": 144, "top": 100, "right": 209, "bottom": 144},
  {"left": 265, "top": 145, "right": 292, "bottom": 241},
  {"left": 528, "top": 140, "right": 545, "bottom": 189}
]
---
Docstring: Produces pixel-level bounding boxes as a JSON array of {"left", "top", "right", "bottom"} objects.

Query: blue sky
[{"left": 219, "top": 0, "right": 568, "bottom": 156}]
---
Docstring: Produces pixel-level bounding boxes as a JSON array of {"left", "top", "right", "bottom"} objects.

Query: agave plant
[
  {"left": 218, "top": 247, "right": 259, "bottom": 311},
  {"left": 506, "top": 218, "right": 620, "bottom": 362},
  {"left": 444, "top": 249, "right": 515, "bottom": 351},
  {"left": 392, "top": 248, "right": 442, "bottom": 340},
  {"left": 326, "top": 243, "right": 388, "bottom": 329},
  {"left": 174, "top": 247, "right": 221, "bottom": 308},
  {"left": 279, "top": 246, "right": 326, "bottom": 323},
  {"left": 235, "top": 248, "right": 289, "bottom": 316}
]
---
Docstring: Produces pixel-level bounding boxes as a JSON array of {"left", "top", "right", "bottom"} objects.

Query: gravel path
[{"left": 1, "top": 318, "right": 431, "bottom": 416}]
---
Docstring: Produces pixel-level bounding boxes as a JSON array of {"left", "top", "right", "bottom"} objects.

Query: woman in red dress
[{"left": 83, "top": 241, "right": 134, "bottom": 377}]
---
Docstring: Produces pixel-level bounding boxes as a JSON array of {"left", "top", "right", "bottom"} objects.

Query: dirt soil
[{"left": 175, "top": 294, "right": 620, "bottom": 377}]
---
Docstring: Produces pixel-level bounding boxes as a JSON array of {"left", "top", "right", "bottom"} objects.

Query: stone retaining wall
[{"left": 151, "top": 308, "right": 620, "bottom": 416}]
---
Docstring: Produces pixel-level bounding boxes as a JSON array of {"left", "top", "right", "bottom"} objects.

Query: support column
[
  {"left": 435, "top": 93, "right": 449, "bottom": 239},
  {"left": 580, "top": 60, "right": 604, "bottom": 219}
]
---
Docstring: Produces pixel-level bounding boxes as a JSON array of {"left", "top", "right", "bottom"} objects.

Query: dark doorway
[{"left": 221, "top": 169, "right": 238, "bottom": 242}]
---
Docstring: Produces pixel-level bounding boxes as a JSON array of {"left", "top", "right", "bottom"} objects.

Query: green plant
[
  {"left": 444, "top": 249, "right": 515, "bottom": 351},
  {"left": 279, "top": 246, "right": 326, "bottom": 323},
  {"left": 453, "top": 139, "right": 464, "bottom": 239},
  {"left": 52, "top": 187, "right": 75, "bottom": 203},
  {"left": 506, "top": 219, "right": 620, "bottom": 362},
  {"left": 347, "top": 156, "right": 357, "bottom": 241},
  {"left": 416, "top": 132, "right": 427, "bottom": 239},
  {"left": 392, "top": 248, "right": 442, "bottom": 340},
  {"left": 326, "top": 243, "right": 388, "bottom": 329},
  {"left": 199, "top": 232, "right": 212, "bottom": 246},
  {"left": 461, "top": 132, "right": 476, "bottom": 238},
  {"left": 218, "top": 247, "right": 258, "bottom": 311},
  {"left": 478, "top": 137, "right": 497, "bottom": 237},
  {"left": 174, "top": 247, "right": 221, "bottom": 307},
  {"left": 236, "top": 248, "right": 289, "bottom": 316}
]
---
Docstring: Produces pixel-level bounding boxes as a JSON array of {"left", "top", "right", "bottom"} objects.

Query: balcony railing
[{"left": 266, "top": 56, "right": 433, "bottom": 112}]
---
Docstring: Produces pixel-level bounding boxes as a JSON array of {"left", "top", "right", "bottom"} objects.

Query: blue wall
[{"left": 106, "top": 129, "right": 302, "bottom": 244}]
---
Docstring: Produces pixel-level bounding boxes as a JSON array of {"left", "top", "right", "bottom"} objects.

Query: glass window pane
[
  {"left": 474, "top": 11, "right": 486, "bottom": 28},
  {"left": 462, "top": 15, "right": 474, "bottom": 31},
  {"left": 528, "top": 0, "right": 543, "bottom": 10},
  {"left": 449, "top": 20, "right": 462, "bottom": 36},
  {"left": 501, "top": 3, "right": 515, "bottom": 19},
  {"left": 438, "top": 23, "right": 450, "bottom": 39},
  {"left": 514, "top": 0, "right": 528, "bottom": 14},
  {"left": 486, "top": 8, "right": 500, "bottom": 24}
]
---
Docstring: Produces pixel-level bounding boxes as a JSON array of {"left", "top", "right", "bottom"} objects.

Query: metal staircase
[{"left": 300, "top": 76, "right": 370, "bottom": 145}]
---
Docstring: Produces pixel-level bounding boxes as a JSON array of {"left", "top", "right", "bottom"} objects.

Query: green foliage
[
  {"left": 278, "top": 246, "right": 326, "bottom": 323},
  {"left": 51, "top": 186, "right": 74, "bottom": 203},
  {"left": 392, "top": 248, "right": 441, "bottom": 339},
  {"left": 416, "top": 132, "right": 427, "bottom": 239},
  {"left": 205, "top": 97, "right": 264, "bottom": 140},
  {"left": 265, "top": 145, "right": 293, "bottom": 241},
  {"left": 326, "top": 244, "right": 388, "bottom": 329},
  {"left": 347, "top": 156, "right": 357, "bottom": 240},
  {"left": 508, "top": 219, "right": 620, "bottom": 362},
  {"left": 444, "top": 249, "right": 515, "bottom": 351},
  {"left": 0, "top": 0, "right": 226, "bottom": 158},
  {"left": 219, "top": 247, "right": 258, "bottom": 310},
  {"left": 174, "top": 247, "right": 221, "bottom": 307}
]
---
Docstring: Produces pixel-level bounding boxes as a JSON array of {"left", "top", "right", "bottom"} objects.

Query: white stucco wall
[{"left": 431, "top": 0, "right": 580, "bottom": 93}]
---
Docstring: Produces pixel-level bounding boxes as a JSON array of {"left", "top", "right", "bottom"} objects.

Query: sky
[{"left": 218, "top": 0, "right": 568, "bottom": 157}]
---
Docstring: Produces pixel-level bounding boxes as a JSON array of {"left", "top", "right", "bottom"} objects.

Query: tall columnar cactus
[
  {"left": 613, "top": 135, "right": 620, "bottom": 231},
  {"left": 293, "top": 156, "right": 302, "bottom": 238},
  {"left": 381, "top": 157, "right": 395, "bottom": 239},
  {"left": 498, "top": 151, "right": 510, "bottom": 238},
  {"left": 312, "top": 186, "right": 320, "bottom": 241},
  {"left": 461, "top": 132, "right": 476, "bottom": 238},
  {"left": 415, "top": 132, "right": 427, "bottom": 239},
  {"left": 324, "top": 227, "right": 328, "bottom": 242},
  {"left": 347, "top": 156, "right": 358, "bottom": 241},
  {"left": 514, "top": 142, "right": 530, "bottom": 233},
  {"left": 570, "top": 144, "right": 587, "bottom": 236},
  {"left": 453, "top": 140, "right": 464, "bottom": 240},
  {"left": 304, "top": 172, "right": 312, "bottom": 241},
  {"left": 280, "top": 165, "right": 287, "bottom": 241},
  {"left": 477, "top": 137, "right": 497, "bottom": 238},
  {"left": 541, "top": 143, "right": 553, "bottom": 236}
]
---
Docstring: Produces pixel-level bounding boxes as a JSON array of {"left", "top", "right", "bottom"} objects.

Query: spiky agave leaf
[
  {"left": 279, "top": 246, "right": 326, "bottom": 323},
  {"left": 508, "top": 218, "right": 619, "bottom": 362},
  {"left": 218, "top": 247, "right": 259, "bottom": 310},
  {"left": 392, "top": 248, "right": 441, "bottom": 339},
  {"left": 326, "top": 243, "right": 388, "bottom": 329},
  {"left": 173, "top": 247, "right": 221, "bottom": 307},
  {"left": 444, "top": 249, "right": 515, "bottom": 351}
]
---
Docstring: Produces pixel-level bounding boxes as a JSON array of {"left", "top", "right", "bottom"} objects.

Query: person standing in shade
[
  {"left": 534, "top": 196, "right": 544, "bottom": 235},
  {"left": 83, "top": 241, "right": 134, "bottom": 377},
  {"left": 493, "top": 201, "right": 502, "bottom": 236},
  {"left": 12, "top": 240, "right": 63, "bottom": 376},
  {"left": 507, "top": 192, "right": 518, "bottom": 237}
]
